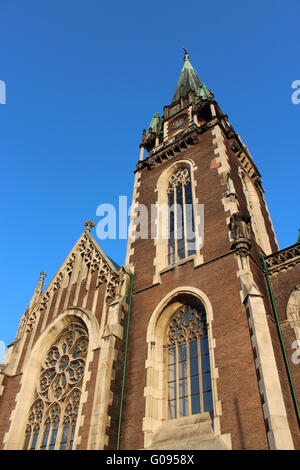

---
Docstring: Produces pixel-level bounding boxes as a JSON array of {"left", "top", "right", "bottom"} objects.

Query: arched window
[
  {"left": 167, "top": 167, "right": 196, "bottom": 264},
  {"left": 167, "top": 303, "right": 213, "bottom": 419},
  {"left": 240, "top": 170, "right": 272, "bottom": 255},
  {"left": 287, "top": 286, "right": 300, "bottom": 341},
  {"left": 23, "top": 399, "right": 43, "bottom": 450},
  {"left": 60, "top": 390, "right": 81, "bottom": 450},
  {"left": 23, "top": 318, "right": 88, "bottom": 450}
]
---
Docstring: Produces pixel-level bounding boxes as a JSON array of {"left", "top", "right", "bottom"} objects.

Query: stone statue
[{"left": 230, "top": 212, "right": 251, "bottom": 240}]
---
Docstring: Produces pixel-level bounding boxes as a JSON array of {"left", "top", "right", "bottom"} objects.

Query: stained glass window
[
  {"left": 167, "top": 167, "right": 196, "bottom": 265},
  {"left": 167, "top": 304, "right": 213, "bottom": 419},
  {"left": 23, "top": 319, "right": 88, "bottom": 450}
]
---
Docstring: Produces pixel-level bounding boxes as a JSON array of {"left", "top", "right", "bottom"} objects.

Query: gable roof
[{"left": 26, "top": 226, "right": 122, "bottom": 317}]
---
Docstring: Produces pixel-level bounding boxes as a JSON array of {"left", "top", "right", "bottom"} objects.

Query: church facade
[{"left": 0, "top": 52, "right": 299, "bottom": 450}]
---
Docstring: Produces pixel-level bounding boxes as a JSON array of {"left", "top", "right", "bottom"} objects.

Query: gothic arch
[
  {"left": 239, "top": 169, "right": 272, "bottom": 255},
  {"left": 153, "top": 160, "right": 203, "bottom": 282},
  {"left": 286, "top": 286, "right": 300, "bottom": 341},
  {"left": 143, "top": 287, "right": 224, "bottom": 449},
  {"left": 3, "top": 307, "right": 100, "bottom": 450}
]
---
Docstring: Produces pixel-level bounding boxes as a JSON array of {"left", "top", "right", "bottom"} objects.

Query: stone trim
[
  {"left": 143, "top": 286, "right": 227, "bottom": 450},
  {"left": 87, "top": 271, "right": 131, "bottom": 449},
  {"left": 211, "top": 125, "right": 239, "bottom": 246},
  {"left": 238, "top": 258, "right": 294, "bottom": 450},
  {"left": 239, "top": 169, "right": 272, "bottom": 255},
  {"left": 125, "top": 171, "right": 141, "bottom": 267}
]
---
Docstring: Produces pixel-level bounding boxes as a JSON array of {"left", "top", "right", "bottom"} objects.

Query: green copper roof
[
  {"left": 171, "top": 53, "right": 213, "bottom": 105},
  {"left": 148, "top": 113, "right": 161, "bottom": 133}
]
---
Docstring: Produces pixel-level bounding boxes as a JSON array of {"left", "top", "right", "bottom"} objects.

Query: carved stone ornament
[
  {"left": 265, "top": 244, "right": 300, "bottom": 275},
  {"left": 168, "top": 305, "right": 207, "bottom": 346},
  {"left": 37, "top": 321, "right": 88, "bottom": 403},
  {"left": 229, "top": 212, "right": 252, "bottom": 256},
  {"left": 53, "top": 272, "right": 63, "bottom": 291},
  {"left": 66, "top": 253, "right": 76, "bottom": 274},
  {"left": 230, "top": 212, "right": 251, "bottom": 241},
  {"left": 40, "top": 291, "right": 50, "bottom": 311},
  {"left": 77, "top": 232, "right": 122, "bottom": 298},
  {"left": 27, "top": 312, "right": 37, "bottom": 331},
  {"left": 168, "top": 168, "right": 190, "bottom": 193},
  {"left": 16, "top": 315, "right": 28, "bottom": 339},
  {"left": 83, "top": 219, "right": 95, "bottom": 232},
  {"left": 106, "top": 273, "right": 121, "bottom": 299}
]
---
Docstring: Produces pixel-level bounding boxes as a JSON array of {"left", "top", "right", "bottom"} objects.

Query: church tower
[
  {"left": 121, "top": 49, "right": 299, "bottom": 450},
  {"left": 0, "top": 51, "right": 299, "bottom": 451}
]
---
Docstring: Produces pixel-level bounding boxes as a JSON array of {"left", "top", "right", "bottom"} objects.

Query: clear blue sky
[{"left": 1, "top": 0, "right": 299, "bottom": 348}]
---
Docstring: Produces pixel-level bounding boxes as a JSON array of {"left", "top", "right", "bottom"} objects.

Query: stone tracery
[{"left": 23, "top": 319, "right": 88, "bottom": 450}]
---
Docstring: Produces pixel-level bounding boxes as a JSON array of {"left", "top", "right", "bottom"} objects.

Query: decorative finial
[
  {"left": 29, "top": 271, "right": 47, "bottom": 310},
  {"left": 182, "top": 46, "right": 189, "bottom": 60},
  {"left": 84, "top": 219, "right": 95, "bottom": 232}
]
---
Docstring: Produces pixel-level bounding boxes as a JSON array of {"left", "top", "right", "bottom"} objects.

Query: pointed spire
[
  {"left": 29, "top": 271, "right": 46, "bottom": 310},
  {"left": 171, "top": 48, "right": 213, "bottom": 105}
]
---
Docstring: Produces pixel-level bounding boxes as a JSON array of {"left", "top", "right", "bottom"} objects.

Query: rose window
[
  {"left": 38, "top": 321, "right": 88, "bottom": 402},
  {"left": 23, "top": 319, "right": 88, "bottom": 450}
]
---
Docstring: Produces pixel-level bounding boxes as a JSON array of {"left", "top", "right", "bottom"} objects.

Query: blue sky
[{"left": 1, "top": 0, "right": 299, "bottom": 348}]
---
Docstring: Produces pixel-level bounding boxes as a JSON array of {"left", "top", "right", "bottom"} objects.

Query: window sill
[
  {"left": 160, "top": 255, "right": 196, "bottom": 275},
  {"left": 147, "top": 412, "right": 231, "bottom": 450}
]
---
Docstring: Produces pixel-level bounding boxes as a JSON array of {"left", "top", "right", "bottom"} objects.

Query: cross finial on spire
[{"left": 182, "top": 46, "right": 189, "bottom": 61}]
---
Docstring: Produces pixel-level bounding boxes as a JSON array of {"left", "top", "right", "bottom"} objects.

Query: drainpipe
[
  {"left": 117, "top": 272, "right": 134, "bottom": 450},
  {"left": 261, "top": 254, "right": 300, "bottom": 427}
]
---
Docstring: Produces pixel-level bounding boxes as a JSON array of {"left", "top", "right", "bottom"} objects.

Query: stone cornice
[
  {"left": 135, "top": 119, "right": 219, "bottom": 172},
  {"left": 265, "top": 243, "right": 300, "bottom": 276},
  {"left": 135, "top": 115, "right": 263, "bottom": 186}
]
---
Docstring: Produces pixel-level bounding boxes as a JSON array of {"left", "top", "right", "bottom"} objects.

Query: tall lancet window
[
  {"left": 23, "top": 318, "right": 88, "bottom": 450},
  {"left": 167, "top": 304, "right": 213, "bottom": 419},
  {"left": 167, "top": 167, "right": 196, "bottom": 265}
]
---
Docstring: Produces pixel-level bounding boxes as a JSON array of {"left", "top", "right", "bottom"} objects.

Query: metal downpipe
[{"left": 116, "top": 272, "right": 134, "bottom": 450}]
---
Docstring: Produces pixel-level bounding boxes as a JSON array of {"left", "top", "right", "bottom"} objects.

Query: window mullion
[
  {"left": 35, "top": 419, "right": 45, "bottom": 450},
  {"left": 175, "top": 342, "right": 179, "bottom": 419},
  {"left": 27, "top": 429, "right": 34, "bottom": 451},
  {"left": 67, "top": 419, "right": 73, "bottom": 450},
  {"left": 197, "top": 336, "right": 204, "bottom": 413},
  {"left": 69, "top": 420, "right": 76, "bottom": 450},
  {"left": 182, "top": 183, "right": 188, "bottom": 259},
  {"left": 54, "top": 417, "right": 64, "bottom": 450},
  {"left": 174, "top": 187, "right": 178, "bottom": 263},
  {"left": 187, "top": 338, "right": 192, "bottom": 416}
]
